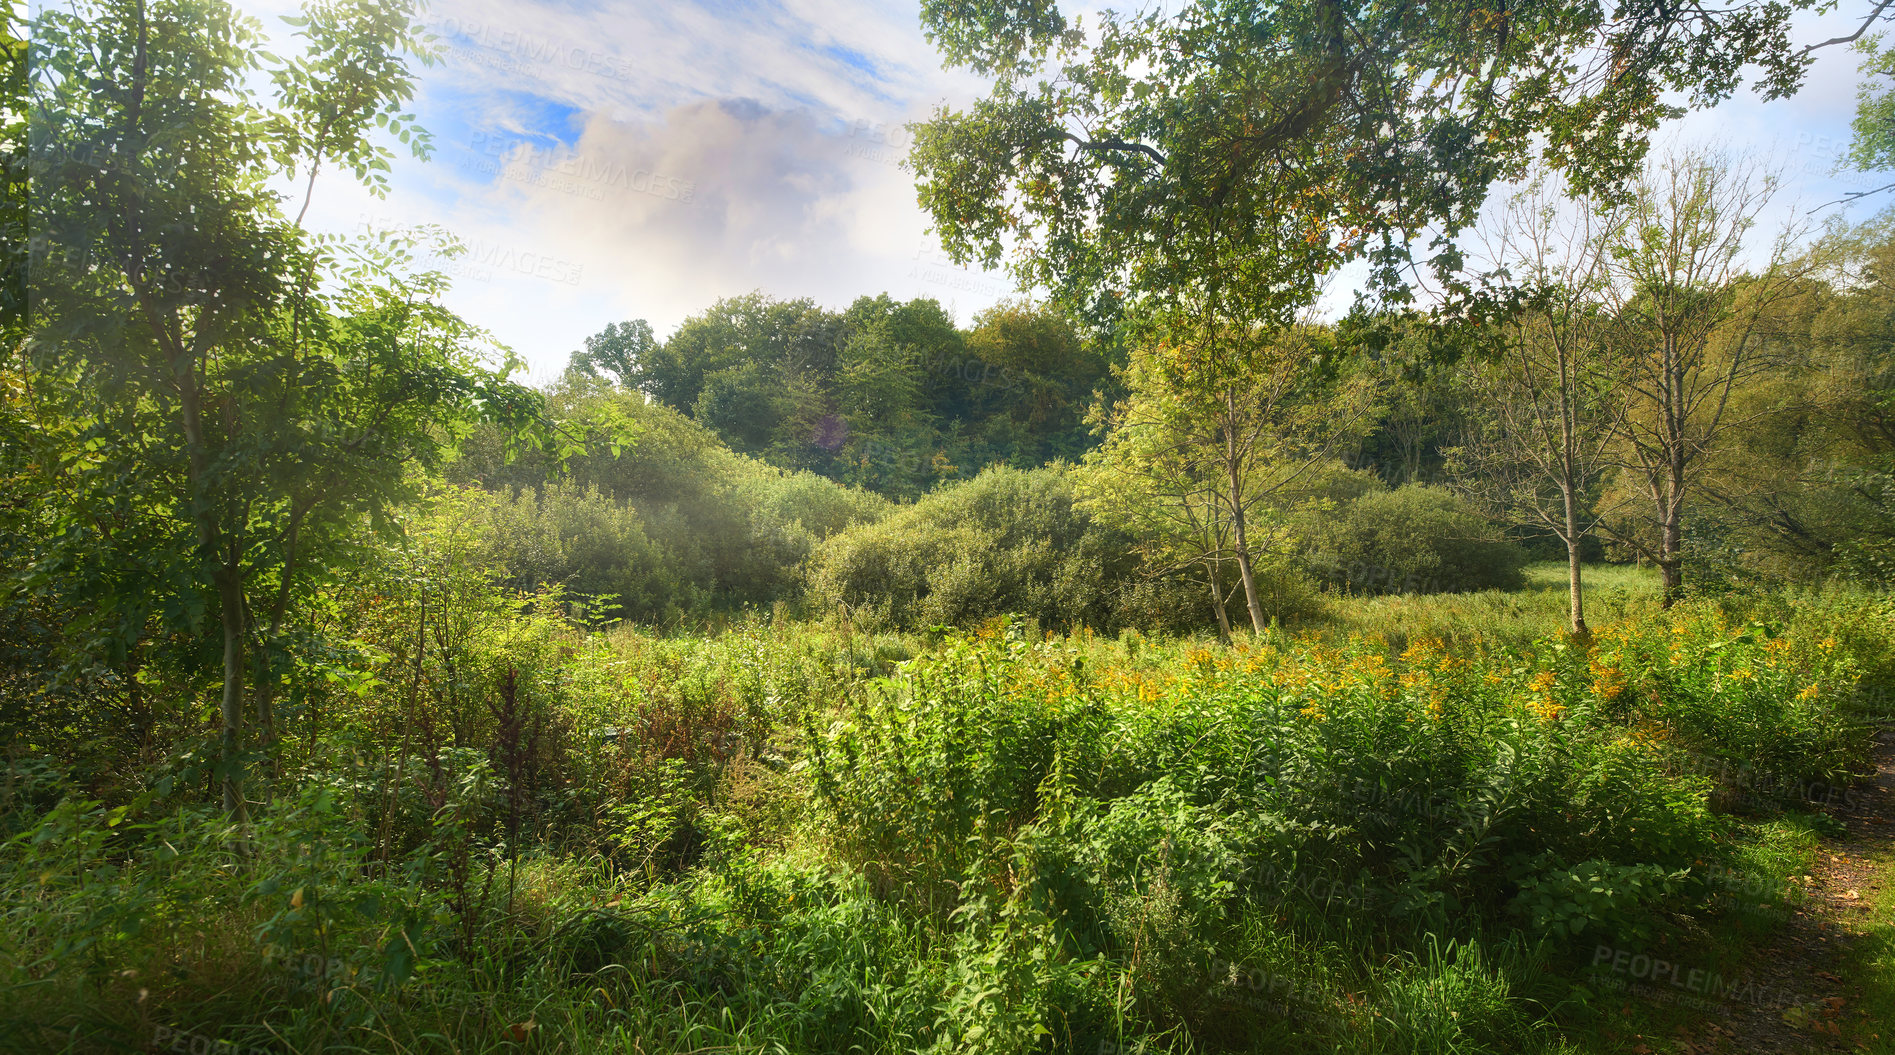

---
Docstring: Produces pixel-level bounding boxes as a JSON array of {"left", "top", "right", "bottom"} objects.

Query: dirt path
[{"left": 1674, "top": 727, "right": 1895, "bottom": 1054}]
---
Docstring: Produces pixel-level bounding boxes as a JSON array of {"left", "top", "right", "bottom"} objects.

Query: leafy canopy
[{"left": 912, "top": 0, "right": 1814, "bottom": 329}]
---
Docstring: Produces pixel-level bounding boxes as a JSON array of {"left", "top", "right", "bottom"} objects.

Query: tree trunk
[
  {"left": 1659, "top": 490, "right": 1685, "bottom": 607},
  {"left": 1207, "top": 557, "right": 1233, "bottom": 646},
  {"left": 1660, "top": 335, "right": 1686, "bottom": 608},
  {"left": 1224, "top": 393, "right": 1268, "bottom": 633},
  {"left": 1564, "top": 534, "right": 1588, "bottom": 639},
  {"left": 171, "top": 342, "right": 248, "bottom": 823},
  {"left": 218, "top": 561, "right": 249, "bottom": 826}
]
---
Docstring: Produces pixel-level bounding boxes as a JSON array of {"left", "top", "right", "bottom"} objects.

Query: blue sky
[{"left": 242, "top": 0, "right": 1886, "bottom": 381}]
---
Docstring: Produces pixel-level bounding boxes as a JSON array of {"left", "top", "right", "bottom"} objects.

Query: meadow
[
  {"left": 6, "top": 558, "right": 1891, "bottom": 1055},
  {"left": 12, "top": 0, "right": 1895, "bottom": 1051}
]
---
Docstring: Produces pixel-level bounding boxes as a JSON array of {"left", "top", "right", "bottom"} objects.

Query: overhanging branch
[{"left": 1059, "top": 131, "right": 1167, "bottom": 167}]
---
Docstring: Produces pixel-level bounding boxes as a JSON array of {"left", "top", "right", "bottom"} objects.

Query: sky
[{"left": 238, "top": 0, "right": 1888, "bottom": 383}]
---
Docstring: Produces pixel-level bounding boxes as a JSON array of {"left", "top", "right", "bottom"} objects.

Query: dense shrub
[
  {"left": 1303, "top": 483, "right": 1530, "bottom": 594},
  {"left": 805, "top": 465, "right": 1145, "bottom": 631},
  {"left": 8, "top": 575, "right": 1891, "bottom": 1055},
  {"left": 488, "top": 482, "right": 695, "bottom": 621},
  {"left": 466, "top": 405, "right": 887, "bottom": 623}
]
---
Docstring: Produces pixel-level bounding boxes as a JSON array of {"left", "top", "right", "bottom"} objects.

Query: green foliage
[
  {"left": 1303, "top": 484, "right": 1531, "bottom": 595},
  {"left": 912, "top": 0, "right": 1812, "bottom": 333},
  {"left": 565, "top": 295, "right": 1108, "bottom": 501},
  {"left": 1510, "top": 860, "right": 1689, "bottom": 943},
  {"left": 455, "top": 384, "right": 889, "bottom": 621},
  {"left": 5, "top": 567, "right": 1889, "bottom": 1053},
  {"left": 805, "top": 466, "right": 1143, "bottom": 631}
]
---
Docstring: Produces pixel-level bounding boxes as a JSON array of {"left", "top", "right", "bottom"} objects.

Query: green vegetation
[
  {"left": 7, "top": 0, "right": 1895, "bottom": 1053},
  {"left": 6, "top": 528, "right": 1890, "bottom": 1051}
]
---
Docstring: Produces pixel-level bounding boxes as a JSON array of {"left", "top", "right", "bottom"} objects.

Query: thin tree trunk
[
  {"left": 1559, "top": 385, "right": 1588, "bottom": 638},
  {"left": 1566, "top": 529, "right": 1588, "bottom": 639},
  {"left": 1223, "top": 393, "right": 1268, "bottom": 633},
  {"left": 1561, "top": 481, "right": 1588, "bottom": 637},
  {"left": 218, "top": 559, "right": 249, "bottom": 826},
  {"left": 1207, "top": 557, "right": 1233, "bottom": 646},
  {"left": 1661, "top": 335, "right": 1686, "bottom": 608},
  {"left": 1660, "top": 486, "right": 1685, "bottom": 607},
  {"left": 171, "top": 343, "right": 248, "bottom": 823}
]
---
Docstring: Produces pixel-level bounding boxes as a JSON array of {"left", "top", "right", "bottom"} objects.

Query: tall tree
[
  {"left": 912, "top": 0, "right": 1811, "bottom": 614},
  {"left": 1451, "top": 179, "right": 1622, "bottom": 636},
  {"left": 1595, "top": 150, "right": 1811, "bottom": 604},
  {"left": 911, "top": 0, "right": 1814, "bottom": 334},
  {"left": 29, "top": 0, "right": 539, "bottom": 820},
  {"left": 567, "top": 319, "right": 657, "bottom": 388}
]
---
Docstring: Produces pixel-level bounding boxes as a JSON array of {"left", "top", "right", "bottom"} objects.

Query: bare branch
[{"left": 1797, "top": 0, "right": 1895, "bottom": 57}]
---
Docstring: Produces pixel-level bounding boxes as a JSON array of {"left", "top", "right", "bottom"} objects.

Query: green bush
[
  {"left": 1303, "top": 483, "right": 1529, "bottom": 595},
  {"left": 489, "top": 482, "right": 694, "bottom": 622},
  {"left": 804, "top": 465, "right": 1142, "bottom": 631}
]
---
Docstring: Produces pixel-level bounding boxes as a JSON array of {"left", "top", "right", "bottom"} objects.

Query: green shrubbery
[
  {"left": 1303, "top": 483, "right": 1531, "bottom": 595},
  {"left": 806, "top": 466, "right": 1162, "bottom": 631},
  {"left": 5, "top": 567, "right": 1890, "bottom": 1054}
]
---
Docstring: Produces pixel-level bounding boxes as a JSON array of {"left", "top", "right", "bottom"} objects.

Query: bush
[
  {"left": 488, "top": 482, "right": 694, "bottom": 622},
  {"left": 1303, "top": 484, "right": 1529, "bottom": 595},
  {"left": 804, "top": 466, "right": 1142, "bottom": 631}
]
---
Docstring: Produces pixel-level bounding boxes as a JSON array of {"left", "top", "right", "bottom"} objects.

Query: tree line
[{"left": 6, "top": 0, "right": 1893, "bottom": 827}]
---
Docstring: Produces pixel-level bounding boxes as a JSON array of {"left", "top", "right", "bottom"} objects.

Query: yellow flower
[
  {"left": 1590, "top": 663, "right": 1625, "bottom": 700},
  {"left": 1797, "top": 684, "right": 1820, "bottom": 701}
]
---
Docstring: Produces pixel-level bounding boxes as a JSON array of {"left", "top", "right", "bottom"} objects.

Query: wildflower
[{"left": 1590, "top": 663, "right": 1625, "bottom": 700}]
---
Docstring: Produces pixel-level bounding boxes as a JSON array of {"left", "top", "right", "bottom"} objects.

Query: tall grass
[{"left": 3, "top": 572, "right": 1889, "bottom": 1054}]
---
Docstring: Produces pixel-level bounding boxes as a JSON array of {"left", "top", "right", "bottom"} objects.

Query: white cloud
[{"left": 258, "top": 0, "right": 1881, "bottom": 376}]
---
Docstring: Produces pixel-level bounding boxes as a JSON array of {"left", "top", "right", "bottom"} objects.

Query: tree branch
[
  {"left": 1798, "top": 0, "right": 1895, "bottom": 58},
  {"left": 1059, "top": 131, "right": 1167, "bottom": 167}
]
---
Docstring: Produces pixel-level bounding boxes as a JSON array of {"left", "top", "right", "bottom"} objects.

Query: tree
[
  {"left": 1696, "top": 215, "right": 1895, "bottom": 583},
  {"left": 962, "top": 300, "right": 1113, "bottom": 465},
  {"left": 567, "top": 319, "right": 656, "bottom": 387},
  {"left": 911, "top": 0, "right": 1815, "bottom": 338},
  {"left": 1084, "top": 317, "right": 1372, "bottom": 635},
  {"left": 1450, "top": 178, "right": 1622, "bottom": 635},
  {"left": 29, "top": 0, "right": 539, "bottom": 820},
  {"left": 912, "top": 0, "right": 1810, "bottom": 625},
  {"left": 1594, "top": 150, "right": 1812, "bottom": 605},
  {"left": 642, "top": 293, "right": 841, "bottom": 412}
]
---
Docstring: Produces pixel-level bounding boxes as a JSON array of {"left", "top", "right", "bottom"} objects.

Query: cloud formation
[{"left": 255, "top": 0, "right": 1878, "bottom": 378}]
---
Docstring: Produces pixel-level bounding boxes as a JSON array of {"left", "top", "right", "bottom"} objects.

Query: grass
[
  {"left": 1315, "top": 562, "right": 1661, "bottom": 646},
  {"left": 1835, "top": 836, "right": 1895, "bottom": 1052},
  {"left": 2, "top": 567, "right": 1889, "bottom": 1055}
]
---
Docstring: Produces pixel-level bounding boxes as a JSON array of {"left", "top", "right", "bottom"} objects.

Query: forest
[{"left": 6, "top": 0, "right": 1895, "bottom": 1053}]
